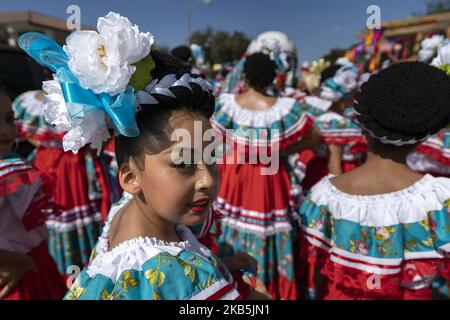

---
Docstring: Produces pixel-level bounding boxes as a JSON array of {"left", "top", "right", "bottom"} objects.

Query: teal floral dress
[
  {"left": 65, "top": 197, "right": 241, "bottom": 300},
  {"left": 298, "top": 174, "right": 450, "bottom": 300}
]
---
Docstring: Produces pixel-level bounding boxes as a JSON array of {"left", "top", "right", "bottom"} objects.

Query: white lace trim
[
  {"left": 217, "top": 93, "right": 297, "bottom": 127},
  {"left": 309, "top": 174, "right": 450, "bottom": 227},
  {"left": 86, "top": 194, "right": 212, "bottom": 282}
]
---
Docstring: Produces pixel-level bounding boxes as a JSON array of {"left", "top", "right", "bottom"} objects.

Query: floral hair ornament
[
  {"left": 418, "top": 34, "right": 445, "bottom": 63},
  {"left": 431, "top": 38, "right": 450, "bottom": 74},
  {"left": 320, "top": 61, "right": 358, "bottom": 103},
  {"left": 18, "top": 12, "right": 154, "bottom": 155}
]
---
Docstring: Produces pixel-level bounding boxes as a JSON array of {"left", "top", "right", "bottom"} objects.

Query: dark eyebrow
[{"left": 163, "top": 146, "right": 194, "bottom": 154}]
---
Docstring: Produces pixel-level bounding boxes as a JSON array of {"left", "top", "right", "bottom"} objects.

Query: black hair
[
  {"left": 0, "top": 84, "right": 12, "bottom": 100},
  {"left": 115, "top": 50, "right": 215, "bottom": 167},
  {"left": 243, "top": 53, "right": 277, "bottom": 91},
  {"left": 170, "top": 45, "right": 192, "bottom": 64},
  {"left": 355, "top": 61, "right": 450, "bottom": 146},
  {"left": 320, "top": 64, "right": 342, "bottom": 85}
]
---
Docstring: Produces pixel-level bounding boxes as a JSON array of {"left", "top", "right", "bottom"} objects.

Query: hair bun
[{"left": 355, "top": 61, "right": 450, "bottom": 145}]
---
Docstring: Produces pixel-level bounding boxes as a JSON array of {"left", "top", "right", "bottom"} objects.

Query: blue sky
[{"left": 2, "top": 0, "right": 429, "bottom": 63}]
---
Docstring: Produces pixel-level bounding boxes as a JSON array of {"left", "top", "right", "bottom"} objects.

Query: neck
[
  {"left": 363, "top": 150, "right": 410, "bottom": 172},
  {"left": 130, "top": 197, "right": 180, "bottom": 242},
  {"left": 247, "top": 87, "right": 268, "bottom": 96}
]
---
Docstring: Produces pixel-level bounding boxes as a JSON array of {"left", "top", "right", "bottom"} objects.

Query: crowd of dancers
[{"left": 0, "top": 12, "right": 449, "bottom": 300}]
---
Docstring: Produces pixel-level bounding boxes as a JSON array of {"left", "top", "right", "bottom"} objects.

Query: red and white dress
[
  {"left": 0, "top": 153, "right": 66, "bottom": 300},
  {"left": 299, "top": 174, "right": 450, "bottom": 300},
  {"left": 211, "top": 93, "right": 314, "bottom": 300}
]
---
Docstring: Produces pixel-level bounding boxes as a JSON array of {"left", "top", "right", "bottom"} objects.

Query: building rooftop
[{"left": 0, "top": 10, "right": 93, "bottom": 31}]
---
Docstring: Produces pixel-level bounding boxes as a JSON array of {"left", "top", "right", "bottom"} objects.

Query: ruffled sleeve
[
  {"left": 0, "top": 154, "right": 55, "bottom": 230},
  {"left": 297, "top": 191, "right": 333, "bottom": 299}
]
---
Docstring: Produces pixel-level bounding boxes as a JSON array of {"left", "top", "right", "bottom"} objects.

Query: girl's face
[
  {"left": 131, "top": 111, "right": 219, "bottom": 227},
  {"left": 0, "top": 93, "right": 16, "bottom": 156}
]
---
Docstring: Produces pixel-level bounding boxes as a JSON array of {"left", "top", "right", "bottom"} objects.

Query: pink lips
[{"left": 189, "top": 198, "right": 211, "bottom": 213}]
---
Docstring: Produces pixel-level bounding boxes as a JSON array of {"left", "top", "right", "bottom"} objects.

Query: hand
[
  {"left": 223, "top": 252, "right": 258, "bottom": 274},
  {"left": 0, "top": 255, "right": 37, "bottom": 299},
  {"left": 243, "top": 275, "right": 272, "bottom": 300}
]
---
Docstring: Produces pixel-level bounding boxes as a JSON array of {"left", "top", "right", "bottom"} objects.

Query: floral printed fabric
[{"left": 65, "top": 250, "right": 238, "bottom": 300}]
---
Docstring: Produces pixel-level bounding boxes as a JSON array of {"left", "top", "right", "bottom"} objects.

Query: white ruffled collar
[
  {"left": 308, "top": 174, "right": 450, "bottom": 227},
  {"left": 87, "top": 194, "right": 212, "bottom": 282},
  {"left": 217, "top": 93, "right": 296, "bottom": 127},
  {"left": 323, "top": 174, "right": 434, "bottom": 202}
]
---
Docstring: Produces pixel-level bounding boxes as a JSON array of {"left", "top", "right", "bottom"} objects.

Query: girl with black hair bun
[
  {"left": 211, "top": 52, "right": 321, "bottom": 300},
  {"left": 299, "top": 61, "right": 450, "bottom": 300}
]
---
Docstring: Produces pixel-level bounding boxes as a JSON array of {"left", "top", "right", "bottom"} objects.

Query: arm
[
  {"left": 0, "top": 249, "right": 37, "bottom": 299},
  {"left": 327, "top": 143, "right": 343, "bottom": 175},
  {"left": 0, "top": 249, "right": 36, "bottom": 269},
  {"left": 280, "top": 124, "right": 322, "bottom": 157}
]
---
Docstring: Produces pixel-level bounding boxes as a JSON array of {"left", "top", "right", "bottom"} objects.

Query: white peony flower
[
  {"left": 42, "top": 79, "right": 72, "bottom": 130},
  {"left": 431, "top": 40, "right": 450, "bottom": 67},
  {"left": 42, "top": 78, "right": 110, "bottom": 155},
  {"left": 418, "top": 35, "right": 444, "bottom": 62},
  {"left": 62, "top": 108, "right": 110, "bottom": 155},
  {"left": 63, "top": 12, "right": 154, "bottom": 96},
  {"left": 334, "top": 67, "right": 358, "bottom": 93}
]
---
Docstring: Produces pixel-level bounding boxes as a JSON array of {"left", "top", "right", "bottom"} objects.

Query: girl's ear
[{"left": 119, "top": 157, "right": 142, "bottom": 195}]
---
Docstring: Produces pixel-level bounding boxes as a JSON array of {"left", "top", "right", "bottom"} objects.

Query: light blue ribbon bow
[{"left": 18, "top": 32, "right": 140, "bottom": 137}]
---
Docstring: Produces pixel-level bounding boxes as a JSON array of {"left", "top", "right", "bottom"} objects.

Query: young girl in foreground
[
  {"left": 20, "top": 12, "right": 269, "bottom": 300},
  {"left": 69, "top": 50, "right": 269, "bottom": 300},
  {"left": 0, "top": 90, "right": 66, "bottom": 300},
  {"left": 299, "top": 62, "right": 450, "bottom": 300}
]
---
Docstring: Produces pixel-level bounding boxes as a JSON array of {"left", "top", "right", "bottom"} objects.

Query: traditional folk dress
[
  {"left": 408, "top": 129, "right": 450, "bottom": 177},
  {"left": 210, "top": 93, "right": 314, "bottom": 300},
  {"left": 0, "top": 153, "right": 66, "bottom": 300},
  {"left": 296, "top": 97, "right": 368, "bottom": 190},
  {"left": 12, "top": 91, "right": 116, "bottom": 275},
  {"left": 298, "top": 174, "right": 450, "bottom": 300},
  {"left": 64, "top": 195, "right": 241, "bottom": 300}
]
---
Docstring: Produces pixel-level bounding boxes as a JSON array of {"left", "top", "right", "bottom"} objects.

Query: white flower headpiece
[
  {"left": 64, "top": 12, "right": 154, "bottom": 96},
  {"left": 418, "top": 34, "right": 444, "bottom": 63},
  {"left": 320, "top": 62, "right": 358, "bottom": 103},
  {"left": 19, "top": 12, "right": 213, "bottom": 155},
  {"left": 431, "top": 38, "right": 450, "bottom": 73}
]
